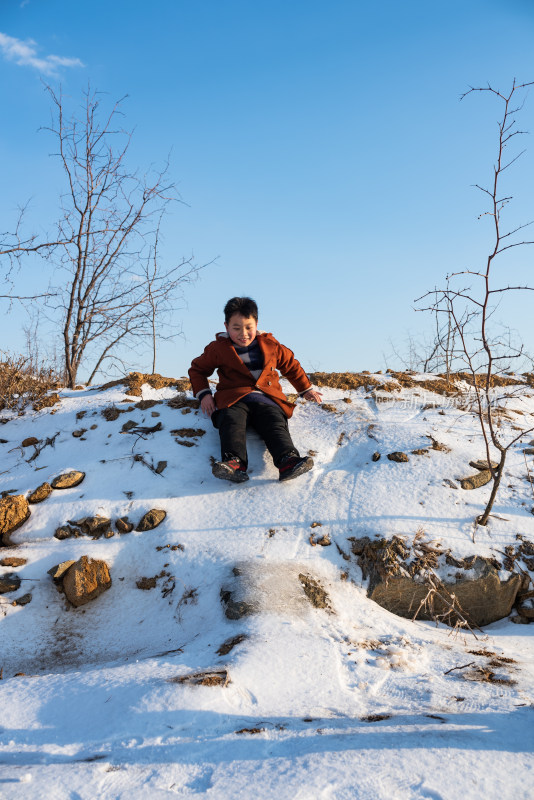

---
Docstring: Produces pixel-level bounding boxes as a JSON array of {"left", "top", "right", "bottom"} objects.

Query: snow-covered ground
[{"left": 0, "top": 375, "right": 533, "bottom": 799}]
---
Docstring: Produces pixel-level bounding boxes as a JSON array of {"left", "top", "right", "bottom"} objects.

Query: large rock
[
  {"left": 68, "top": 516, "right": 111, "bottom": 537},
  {"left": 51, "top": 471, "right": 85, "bottom": 489},
  {"left": 0, "top": 573, "right": 21, "bottom": 594},
  {"left": 62, "top": 556, "right": 111, "bottom": 607},
  {"left": 136, "top": 509, "right": 166, "bottom": 531},
  {"left": 0, "top": 495, "right": 30, "bottom": 546},
  {"left": 27, "top": 482, "right": 53, "bottom": 504},
  {"left": 368, "top": 557, "right": 521, "bottom": 627},
  {"left": 459, "top": 470, "right": 492, "bottom": 490}
]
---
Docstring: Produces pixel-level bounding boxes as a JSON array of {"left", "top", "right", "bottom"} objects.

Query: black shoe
[
  {"left": 278, "top": 454, "right": 314, "bottom": 482},
  {"left": 212, "top": 457, "right": 249, "bottom": 483}
]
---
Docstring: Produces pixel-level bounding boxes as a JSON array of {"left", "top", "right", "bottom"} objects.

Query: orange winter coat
[{"left": 188, "top": 332, "right": 312, "bottom": 418}]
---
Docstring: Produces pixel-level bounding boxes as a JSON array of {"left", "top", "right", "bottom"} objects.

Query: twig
[
  {"left": 524, "top": 452, "right": 534, "bottom": 500},
  {"left": 444, "top": 661, "right": 476, "bottom": 675}
]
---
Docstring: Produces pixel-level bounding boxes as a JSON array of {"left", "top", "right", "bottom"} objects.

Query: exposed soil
[
  {"left": 298, "top": 573, "right": 332, "bottom": 611},
  {"left": 101, "top": 372, "right": 191, "bottom": 396},
  {"left": 169, "top": 669, "right": 229, "bottom": 687}
]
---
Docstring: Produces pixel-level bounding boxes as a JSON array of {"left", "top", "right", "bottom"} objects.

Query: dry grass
[
  {"left": 0, "top": 353, "right": 61, "bottom": 412},
  {"left": 101, "top": 371, "right": 190, "bottom": 396},
  {"left": 308, "top": 370, "right": 524, "bottom": 396}
]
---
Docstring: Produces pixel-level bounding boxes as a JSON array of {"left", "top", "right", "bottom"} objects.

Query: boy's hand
[
  {"left": 302, "top": 388, "right": 323, "bottom": 403},
  {"left": 200, "top": 394, "right": 216, "bottom": 417}
]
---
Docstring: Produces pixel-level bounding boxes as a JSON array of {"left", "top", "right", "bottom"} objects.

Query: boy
[{"left": 189, "top": 297, "right": 322, "bottom": 483}]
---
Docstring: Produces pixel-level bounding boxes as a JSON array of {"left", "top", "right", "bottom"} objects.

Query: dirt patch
[
  {"left": 235, "top": 727, "right": 265, "bottom": 735},
  {"left": 462, "top": 666, "right": 516, "bottom": 686},
  {"left": 321, "top": 403, "right": 339, "bottom": 413},
  {"left": 361, "top": 714, "right": 392, "bottom": 723},
  {"left": 298, "top": 573, "right": 332, "bottom": 611},
  {"left": 136, "top": 576, "right": 158, "bottom": 590},
  {"left": 170, "top": 428, "right": 206, "bottom": 438},
  {"left": 101, "top": 406, "right": 124, "bottom": 421},
  {"left": 169, "top": 669, "right": 229, "bottom": 687}
]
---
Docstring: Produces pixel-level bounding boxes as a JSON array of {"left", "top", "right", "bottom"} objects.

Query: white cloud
[{"left": 0, "top": 31, "right": 84, "bottom": 76}]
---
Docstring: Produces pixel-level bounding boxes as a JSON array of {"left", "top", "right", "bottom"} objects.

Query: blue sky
[{"left": 1, "top": 0, "right": 534, "bottom": 379}]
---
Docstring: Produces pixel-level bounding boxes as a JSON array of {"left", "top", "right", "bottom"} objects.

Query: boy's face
[{"left": 225, "top": 313, "right": 258, "bottom": 347}]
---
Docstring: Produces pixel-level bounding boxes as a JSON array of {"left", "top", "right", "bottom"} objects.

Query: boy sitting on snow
[{"left": 189, "top": 296, "right": 322, "bottom": 483}]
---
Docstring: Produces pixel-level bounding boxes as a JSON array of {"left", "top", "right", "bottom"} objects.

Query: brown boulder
[
  {"left": 469, "top": 459, "right": 499, "bottom": 470},
  {"left": 136, "top": 509, "right": 167, "bottom": 531},
  {"left": 0, "top": 573, "right": 21, "bottom": 593},
  {"left": 62, "top": 556, "right": 112, "bottom": 607},
  {"left": 28, "top": 482, "right": 52, "bottom": 504},
  {"left": 48, "top": 560, "right": 76, "bottom": 583},
  {"left": 0, "top": 557, "right": 27, "bottom": 567},
  {"left": 68, "top": 516, "right": 111, "bottom": 537},
  {"left": 21, "top": 437, "right": 39, "bottom": 447},
  {"left": 51, "top": 471, "right": 85, "bottom": 489},
  {"left": 0, "top": 495, "right": 30, "bottom": 546},
  {"left": 116, "top": 517, "right": 134, "bottom": 533},
  {"left": 369, "top": 557, "right": 521, "bottom": 627},
  {"left": 459, "top": 470, "right": 492, "bottom": 490}
]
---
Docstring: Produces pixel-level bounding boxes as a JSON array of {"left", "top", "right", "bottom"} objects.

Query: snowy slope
[{"left": 0, "top": 377, "right": 533, "bottom": 799}]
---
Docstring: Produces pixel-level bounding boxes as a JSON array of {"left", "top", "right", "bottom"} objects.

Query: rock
[
  {"left": 510, "top": 614, "right": 531, "bottom": 624},
  {"left": 13, "top": 593, "right": 32, "bottom": 606},
  {"left": 136, "top": 576, "right": 157, "bottom": 590},
  {"left": 469, "top": 458, "right": 499, "bottom": 471},
  {"left": 72, "top": 429, "right": 87, "bottom": 438},
  {"left": 136, "top": 509, "right": 167, "bottom": 531},
  {"left": 136, "top": 399, "right": 160, "bottom": 410},
  {"left": 62, "top": 556, "right": 112, "bottom": 607},
  {"left": 412, "top": 448, "right": 429, "bottom": 456},
  {"left": 372, "top": 452, "right": 381, "bottom": 462},
  {"left": 220, "top": 589, "right": 256, "bottom": 620},
  {"left": 121, "top": 419, "right": 138, "bottom": 432},
  {"left": 459, "top": 470, "right": 492, "bottom": 490},
  {"left": 155, "top": 461, "right": 167, "bottom": 474},
  {"left": 54, "top": 526, "right": 76, "bottom": 540},
  {"left": 387, "top": 451, "right": 409, "bottom": 463},
  {"left": 21, "top": 437, "right": 39, "bottom": 447},
  {"left": 48, "top": 560, "right": 76, "bottom": 583},
  {"left": 116, "top": 517, "right": 134, "bottom": 533},
  {"left": 68, "top": 516, "right": 111, "bottom": 537},
  {"left": 27, "top": 482, "right": 52, "bottom": 504},
  {"left": 0, "top": 557, "right": 27, "bottom": 567},
  {"left": 523, "top": 448, "right": 534, "bottom": 456},
  {"left": 0, "top": 573, "right": 21, "bottom": 593},
  {"left": 368, "top": 557, "right": 521, "bottom": 627},
  {"left": 0, "top": 495, "right": 30, "bottom": 545},
  {"left": 516, "top": 604, "right": 534, "bottom": 619},
  {"left": 51, "top": 471, "right": 85, "bottom": 489}
]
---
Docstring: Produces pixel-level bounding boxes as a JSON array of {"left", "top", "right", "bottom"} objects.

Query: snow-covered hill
[{"left": 1, "top": 375, "right": 533, "bottom": 799}]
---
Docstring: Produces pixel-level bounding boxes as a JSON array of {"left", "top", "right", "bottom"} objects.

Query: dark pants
[{"left": 212, "top": 400, "right": 299, "bottom": 470}]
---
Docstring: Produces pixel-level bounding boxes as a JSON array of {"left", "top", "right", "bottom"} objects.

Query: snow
[{"left": 0, "top": 377, "right": 533, "bottom": 798}]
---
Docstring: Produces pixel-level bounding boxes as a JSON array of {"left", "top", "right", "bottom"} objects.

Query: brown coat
[{"left": 188, "top": 332, "right": 312, "bottom": 418}]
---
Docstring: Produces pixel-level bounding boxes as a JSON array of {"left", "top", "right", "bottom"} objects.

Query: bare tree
[
  {"left": 1, "top": 84, "right": 204, "bottom": 387},
  {"left": 419, "top": 79, "right": 534, "bottom": 527}
]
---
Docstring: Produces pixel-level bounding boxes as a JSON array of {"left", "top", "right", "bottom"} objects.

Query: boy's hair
[{"left": 224, "top": 296, "right": 258, "bottom": 323}]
